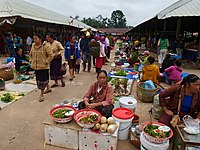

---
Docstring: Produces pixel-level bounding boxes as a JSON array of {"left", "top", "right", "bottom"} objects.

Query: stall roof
[
  {"left": 0, "top": 0, "right": 97, "bottom": 31},
  {"left": 157, "top": 0, "right": 200, "bottom": 19}
]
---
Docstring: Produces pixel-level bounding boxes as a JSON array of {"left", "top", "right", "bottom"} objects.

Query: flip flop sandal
[
  {"left": 69, "top": 78, "right": 73, "bottom": 81},
  {"left": 51, "top": 84, "right": 59, "bottom": 88},
  {"left": 39, "top": 96, "right": 44, "bottom": 102},
  {"left": 61, "top": 81, "right": 65, "bottom": 87},
  {"left": 43, "top": 89, "right": 52, "bottom": 94}
]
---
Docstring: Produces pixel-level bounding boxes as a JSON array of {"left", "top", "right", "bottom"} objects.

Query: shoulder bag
[{"left": 170, "top": 94, "right": 181, "bottom": 128}]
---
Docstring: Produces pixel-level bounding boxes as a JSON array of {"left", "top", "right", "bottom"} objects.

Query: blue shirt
[{"left": 180, "top": 95, "right": 192, "bottom": 113}]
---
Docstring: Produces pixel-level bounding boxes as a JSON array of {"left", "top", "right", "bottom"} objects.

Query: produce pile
[
  {"left": 52, "top": 108, "right": 73, "bottom": 118},
  {"left": 109, "top": 78, "right": 129, "bottom": 96},
  {"left": 115, "top": 70, "right": 127, "bottom": 76},
  {"left": 92, "top": 116, "right": 118, "bottom": 134},
  {"left": 0, "top": 93, "right": 14, "bottom": 103},
  {"left": 78, "top": 114, "right": 98, "bottom": 123},
  {"left": 144, "top": 124, "right": 170, "bottom": 138}
]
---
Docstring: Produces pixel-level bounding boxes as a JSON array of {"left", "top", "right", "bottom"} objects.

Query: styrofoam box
[
  {"left": 79, "top": 122, "right": 119, "bottom": 150},
  {"left": 43, "top": 117, "right": 81, "bottom": 150}
]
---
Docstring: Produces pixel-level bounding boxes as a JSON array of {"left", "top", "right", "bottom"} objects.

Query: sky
[{"left": 25, "top": 0, "right": 178, "bottom": 27}]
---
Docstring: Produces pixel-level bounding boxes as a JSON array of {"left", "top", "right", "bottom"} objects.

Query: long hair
[
  {"left": 34, "top": 33, "right": 44, "bottom": 43},
  {"left": 181, "top": 74, "right": 199, "bottom": 86}
]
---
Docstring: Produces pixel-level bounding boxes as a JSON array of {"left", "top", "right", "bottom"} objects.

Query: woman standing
[
  {"left": 95, "top": 36, "right": 106, "bottom": 73},
  {"left": 46, "top": 33, "right": 65, "bottom": 87},
  {"left": 64, "top": 34, "right": 80, "bottom": 81},
  {"left": 157, "top": 33, "right": 169, "bottom": 64},
  {"left": 30, "top": 33, "right": 53, "bottom": 102}
]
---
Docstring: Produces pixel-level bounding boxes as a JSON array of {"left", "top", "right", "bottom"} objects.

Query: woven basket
[
  {"left": 0, "top": 68, "right": 14, "bottom": 81},
  {"left": 136, "top": 82, "right": 159, "bottom": 103}
]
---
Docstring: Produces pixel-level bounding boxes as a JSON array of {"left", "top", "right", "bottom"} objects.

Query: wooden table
[{"left": 176, "top": 124, "right": 200, "bottom": 150}]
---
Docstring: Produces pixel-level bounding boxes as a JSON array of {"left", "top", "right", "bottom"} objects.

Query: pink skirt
[{"left": 96, "top": 57, "right": 104, "bottom": 68}]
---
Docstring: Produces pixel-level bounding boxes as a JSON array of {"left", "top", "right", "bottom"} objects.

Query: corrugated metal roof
[
  {"left": 0, "top": 0, "right": 97, "bottom": 31},
  {"left": 157, "top": 0, "right": 200, "bottom": 19}
]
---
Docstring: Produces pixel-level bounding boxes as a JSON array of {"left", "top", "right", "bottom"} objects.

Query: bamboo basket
[
  {"left": 136, "top": 82, "right": 159, "bottom": 103},
  {"left": 0, "top": 68, "right": 14, "bottom": 81}
]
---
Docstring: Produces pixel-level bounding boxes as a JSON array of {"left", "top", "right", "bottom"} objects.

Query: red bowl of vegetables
[
  {"left": 142, "top": 121, "right": 173, "bottom": 144},
  {"left": 50, "top": 105, "right": 76, "bottom": 123},
  {"left": 74, "top": 109, "right": 102, "bottom": 128}
]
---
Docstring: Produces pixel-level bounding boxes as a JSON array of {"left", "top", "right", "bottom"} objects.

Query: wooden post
[
  {"left": 176, "top": 18, "right": 181, "bottom": 39},
  {"left": 163, "top": 20, "right": 167, "bottom": 31}
]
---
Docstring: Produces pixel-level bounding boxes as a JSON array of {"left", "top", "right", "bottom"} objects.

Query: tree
[
  {"left": 110, "top": 10, "right": 127, "bottom": 28},
  {"left": 81, "top": 10, "right": 127, "bottom": 28}
]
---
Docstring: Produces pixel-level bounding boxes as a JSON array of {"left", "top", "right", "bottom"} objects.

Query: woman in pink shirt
[
  {"left": 78, "top": 70, "right": 114, "bottom": 118},
  {"left": 164, "top": 59, "right": 182, "bottom": 84}
]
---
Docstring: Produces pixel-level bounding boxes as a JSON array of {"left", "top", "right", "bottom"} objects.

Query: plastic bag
[{"left": 183, "top": 115, "right": 199, "bottom": 134}]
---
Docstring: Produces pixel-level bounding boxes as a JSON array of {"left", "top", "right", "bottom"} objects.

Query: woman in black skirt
[{"left": 30, "top": 33, "right": 53, "bottom": 102}]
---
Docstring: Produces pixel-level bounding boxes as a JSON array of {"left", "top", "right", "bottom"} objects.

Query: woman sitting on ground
[
  {"left": 163, "top": 59, "right": 182, "bottom": 85},
  {"left": 78, "top": 70, "right": 114, "bottom": 118},
  {"left": 159, "top": 74, "right": 200, "bottom": 128},
  {"left": 141, "top": 56, "right": 160, "bottom": 83},
  {"left": 15, "top": 47, "right": 32, "bottom": 74}
]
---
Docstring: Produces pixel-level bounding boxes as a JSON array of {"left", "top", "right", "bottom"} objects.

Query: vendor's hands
[
  {"left": 164, "top": 109, "right": 174, "bottom": 116},
  {"left": 86, "top": 103, "right": 97, "bottom": 109}
]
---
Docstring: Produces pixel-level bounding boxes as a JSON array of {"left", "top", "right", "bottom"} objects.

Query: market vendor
[
  {"left": 15, "top": 47, "right": 32, "bottom": 74},
  {"left": 78, "top": 70, "right": 114, "bottom": 118},
  {"left": 159, "top": 74, "right": 200, "bottom": 128}
]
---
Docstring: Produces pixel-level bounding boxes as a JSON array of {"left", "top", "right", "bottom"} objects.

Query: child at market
[{"left": 163, "top": 59, "right": 182, "bottom": 85}]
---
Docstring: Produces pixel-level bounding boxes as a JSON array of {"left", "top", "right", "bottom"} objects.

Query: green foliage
[
  {"left": 81, "top": 10, "right": 127, "bottom": 28},
  {"left": 110, "top": 10, "right": 127, "bottom": 28}
]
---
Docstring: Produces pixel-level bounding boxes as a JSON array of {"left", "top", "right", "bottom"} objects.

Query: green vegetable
[
  {"left": 144, "top": 124, "right": 170, "bottom": 138},
  {"left": 107, "top": 76, "right": 112, "bottom": 82},
  {"left": 120, "top": 78, "right": 128, "bottom": 85},
  {"left": 0, "top": 93, "right": 14, "bottom": 103},
  {"left": 79, "top": 114, "right": 98, "bottom": 123},
  {"left": 115, "top": 70, "right": 127, "bottom": 76},
  {"left": 111, "top": 78, "right": 119, "bottom": 85},
  {"left": 18, "top": 93, "right": 25, "bottom": 96},
  {"left": 52, "top": 108, "right": 72, "bottom": 118}
]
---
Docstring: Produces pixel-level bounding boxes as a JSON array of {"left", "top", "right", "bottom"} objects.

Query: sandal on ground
[
  {"left": 61, "top": 81, "right": 65, "bottom": 87},
  {"left": 69, "top": 77, "right": 73, "bottom": 81},
  {"left": 43, "top": 89, "right": 52, "bottom": 94},
  {"left": 51, "top": 84, "right": 59, "bottom": 88},
  {"left": 39, "top": 96, "right": 44, "bottom": 102}
]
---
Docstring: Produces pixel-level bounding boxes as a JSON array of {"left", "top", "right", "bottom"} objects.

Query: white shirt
[
  {"left": 26, "top": 36, "right": 33, "bottom": 45},
  {"left": 105, "top": 37, "right": 110, "bottom": 46}
]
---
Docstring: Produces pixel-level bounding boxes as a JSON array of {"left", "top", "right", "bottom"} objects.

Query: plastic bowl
[
  {"left": 74, "top": 109, "right": 102, "bottom": 128},
  {"left": 50, "top": 105, "right": 76, "bottom": 123},
  {"left": 142, "top": 121, "right": 173, "bottom": 144}
]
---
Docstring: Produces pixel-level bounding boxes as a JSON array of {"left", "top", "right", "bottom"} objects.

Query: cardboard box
[{"left": 43, "top": 117, "right": 81, "bottom": 150}]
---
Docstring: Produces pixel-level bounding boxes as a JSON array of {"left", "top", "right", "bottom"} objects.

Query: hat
[
  {"left": 86, "top": 31, "right": 90, "bottom": 37},
  {"left": 100, "top": 36, "right": 105, "bottom": 42},
  {"left": 142, "top": 50, "right": 150, "bottom": 55}
]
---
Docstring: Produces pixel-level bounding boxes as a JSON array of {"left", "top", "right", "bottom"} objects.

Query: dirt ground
[{"left": 0, "top": 51, "right": 199, "bottom": 150}]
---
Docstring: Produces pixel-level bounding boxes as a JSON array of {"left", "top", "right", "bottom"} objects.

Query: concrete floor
[{"left": 0, "top": 51, "right": 199, "bottom": 150}]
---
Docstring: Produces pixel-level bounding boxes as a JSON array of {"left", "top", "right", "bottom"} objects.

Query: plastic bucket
[
  {"left": 112, "top": 108, "right": 134, "bottom": 140},
  {"left": 140, "top": 132, "right": 169, "bottom": 150},
  {"left": 119, "top": 96, "right": 137, "bottom": 112}
]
